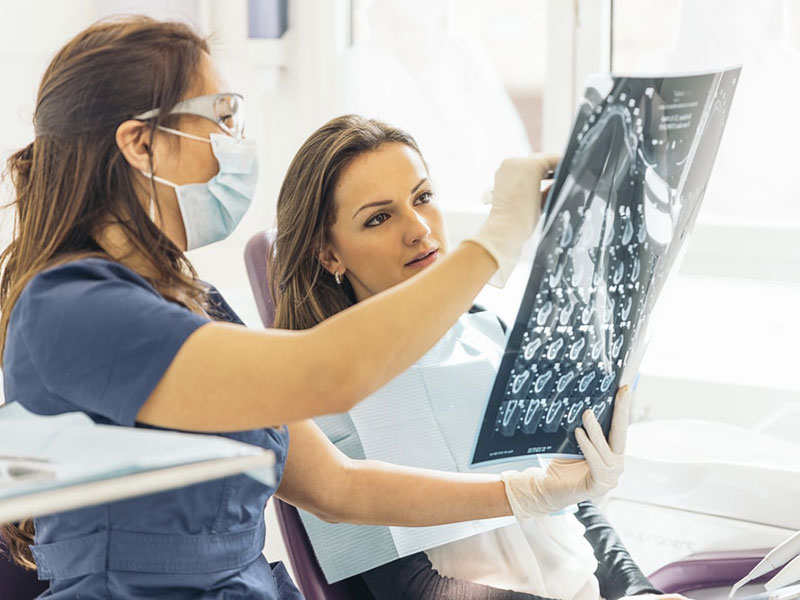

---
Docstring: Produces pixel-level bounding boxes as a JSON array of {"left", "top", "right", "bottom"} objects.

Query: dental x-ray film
[{"left": 471, "top": 67, "right": 741, "bottom": 464}]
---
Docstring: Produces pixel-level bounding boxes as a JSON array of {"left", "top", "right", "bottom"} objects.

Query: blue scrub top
[{"left": 3, "top": 258, "right": 302, "bottom": 599}]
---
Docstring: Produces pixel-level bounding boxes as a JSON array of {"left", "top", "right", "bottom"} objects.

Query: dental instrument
[
  {"left": 731, "top": 531, "right": 800, "bottom": 597},
  {"left": 766, "top": 555, "right": 800, "bottom": 592}
]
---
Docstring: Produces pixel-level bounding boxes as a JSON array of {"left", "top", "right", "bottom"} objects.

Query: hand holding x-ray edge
[
  {"left": 466, "top": 153, "right": 560, "bottom": 287},
  {"left": 500, "top": 385, "right": 630, "bottom": 519}
]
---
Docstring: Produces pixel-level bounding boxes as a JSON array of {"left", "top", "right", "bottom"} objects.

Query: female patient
[{"left": 271, "top": 115, "right": 666, "bottom": 600}]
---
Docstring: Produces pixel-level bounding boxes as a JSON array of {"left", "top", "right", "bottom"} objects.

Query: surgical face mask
[{"left": 143, "top": 126, "right": 259, "bottom": 250}]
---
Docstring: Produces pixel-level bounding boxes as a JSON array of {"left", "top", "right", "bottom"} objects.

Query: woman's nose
[{"left": 403, "top": 210, "right": 432, "bottom": 245}]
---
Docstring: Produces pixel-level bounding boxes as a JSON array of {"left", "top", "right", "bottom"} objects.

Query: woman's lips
[{"left": 405, "top": 248, "right": 439, "bottom": 269}]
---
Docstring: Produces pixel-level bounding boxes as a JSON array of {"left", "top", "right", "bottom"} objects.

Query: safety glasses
[{"left": 133, "top": 92, "right": 245, "bottom": 139}]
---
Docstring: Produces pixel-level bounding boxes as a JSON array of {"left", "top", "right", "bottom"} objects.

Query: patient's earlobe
[{"left": 317, "top": 246, "right": 346, "bottom": 277}]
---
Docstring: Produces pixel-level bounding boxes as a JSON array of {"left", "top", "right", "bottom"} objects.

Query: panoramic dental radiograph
[{"left": 472, "top": 68, "right": 740, "bottom": 464}]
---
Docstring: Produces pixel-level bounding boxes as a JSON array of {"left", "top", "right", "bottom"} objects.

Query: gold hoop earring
[{"left": 334, "top": 271, "right": 342, "bottom": 285}]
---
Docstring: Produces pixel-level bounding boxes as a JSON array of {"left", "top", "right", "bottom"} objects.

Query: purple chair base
[
  {"left": 649, "top": 549, "right": 774, "bottom": 595},
  {"left": 273, "top": 499, "right": 375, "bottom": 600}
]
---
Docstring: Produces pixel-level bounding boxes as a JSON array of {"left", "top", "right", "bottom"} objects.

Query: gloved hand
[
  {"left": 500, "top": 385, "right": 631, "bottom": 519},
  {"left": 464, "top": 154, "right": 560, "bottom": 287}
]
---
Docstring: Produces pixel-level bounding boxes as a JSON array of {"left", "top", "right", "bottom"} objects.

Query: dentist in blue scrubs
[{"left": 0, "top": 16, "right": 625, "bottom": 599}]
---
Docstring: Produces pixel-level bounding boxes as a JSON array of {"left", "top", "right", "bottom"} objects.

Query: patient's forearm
[
  {"left": 277, "top": 420, "right": 511, "bottom": 527},
  {"left": 328, "top": 458, "right": 512, "bottom": 526}
]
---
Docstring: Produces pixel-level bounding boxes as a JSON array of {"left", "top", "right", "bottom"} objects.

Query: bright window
[
  {"left": 341, "top": 0, "right": 547, "bottom": 208},
  {"left": 607, "top": 0, "right": 800, "bottom": 423}
]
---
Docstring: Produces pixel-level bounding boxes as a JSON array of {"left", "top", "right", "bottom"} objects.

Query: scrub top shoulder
[{"left": 2, "top": 257, "right": 300, "bottom": 599}]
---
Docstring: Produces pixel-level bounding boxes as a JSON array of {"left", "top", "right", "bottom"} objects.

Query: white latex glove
[
  {"left": 464, "top": 154, "right": 560, "bottom": 287},
  {"left": 500, "top": 385, "right": 630, "bottom": 519}
]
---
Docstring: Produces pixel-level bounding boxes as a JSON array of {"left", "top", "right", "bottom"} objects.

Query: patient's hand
[{"left": 500, "top": 386, "right": 630, "bottom": 518}]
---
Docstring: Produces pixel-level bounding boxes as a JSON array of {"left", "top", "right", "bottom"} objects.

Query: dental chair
[
  {"left": 648, "top": 549, "right": 772, "bottom": 595},
  {"left": 244, "top": 229, "right": 376, "bottom": 600},
  {"left": 245, "top": 229, "right": 774, "bottom": 600},
  {"left": 243, "top": 229, "right": 278, "bottom": 330}
]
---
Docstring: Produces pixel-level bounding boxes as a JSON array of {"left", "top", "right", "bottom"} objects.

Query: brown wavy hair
[
  {"left": 0, "top": 16, "right": 210, "bottom": 569},
  {"left": 271, "top": 115, "right": 427, "bottom": 331}
]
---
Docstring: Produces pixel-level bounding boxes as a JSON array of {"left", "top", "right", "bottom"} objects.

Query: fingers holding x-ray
[
  {"left": 573, "top": 422, "right": 623, "bottom": 497},
  {"left": 581, "top": 409, "right": 609, "bottom": 457}
]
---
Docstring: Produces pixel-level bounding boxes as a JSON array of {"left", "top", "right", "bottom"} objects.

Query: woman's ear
[
  {"left": 318, "top": 244, "right": 345, "bottom": 276},
  {"left": 116, "top": 120, "right": 154, "bottom": 174}
]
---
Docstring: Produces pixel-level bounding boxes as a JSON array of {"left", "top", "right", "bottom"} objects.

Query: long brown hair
[
  {"left": 271, "top": 115, "right": 427, "bottom": 331},
  {"left": 0, "top": 16, "right": 210, "bottom": 569}
]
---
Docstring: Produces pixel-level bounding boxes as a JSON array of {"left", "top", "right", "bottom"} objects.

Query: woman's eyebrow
[
  {"left": 351, "top": 179, "right": 428, "bottom": 219},
  {"left": 353, "top": 199, "right": 392, "bottom": 219}
]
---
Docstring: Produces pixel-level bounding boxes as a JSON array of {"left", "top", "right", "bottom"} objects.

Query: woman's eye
[
  {"left": 365, "top": 213, "right": 389, "bottom": 227},
  {"left": 415, "top": 191, "right": 434, "bottom": 205}
]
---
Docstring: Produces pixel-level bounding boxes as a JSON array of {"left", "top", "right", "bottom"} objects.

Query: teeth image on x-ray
[
  {"left": 470, "top": 67, "right": 740, "bottom": 465},
  {"left": 542, "top": 400, "right": 567, "bottom": 433},
  {"left": 578, "top": 370, "right": 596, "bottom": 394},
  {"left": 546, "top": 337, "right": 566, "bottom": 361},
  {"left": 521, "top": 401, "right": 545, "bottom": 434},
  {"left": 591, "top": 400, "right": 610, "bottom": 422},
  {"left": 564, "top": 401, "right": 587, "bottom": 433},
  {"left": 534, "top": 369, "right": 555, "bottom": 396},
  {"left": 523, "top": 336, "right": 544, "bottom": 362},
  {"left": 510, "top": 369, "right": 532, "bottom": 398},
  {"left": 569, "top": 337, "right": 586, "bottom": 362}
]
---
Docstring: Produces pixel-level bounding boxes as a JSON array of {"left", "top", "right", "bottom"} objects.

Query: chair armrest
[{"left": 648, "top": 549, "right": 774, "bottom": 594}]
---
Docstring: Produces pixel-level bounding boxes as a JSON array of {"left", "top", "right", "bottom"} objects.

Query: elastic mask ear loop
[
  {"left": 157, "top": 125, "right": 211, "bottom": 144},
  {"left": 140, "top": 168, "right": 177, "bottom": 225},
  {"left": 139, "top": 170, "right": 179, "bottom": 190},
  {"left": 140, "top": 126, "right": 210, "bottom": 224}
]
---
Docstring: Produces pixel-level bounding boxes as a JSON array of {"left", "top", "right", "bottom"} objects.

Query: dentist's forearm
[
  {"left": 139, "top": 241, "right": 498, "bottom": 431},
  {"left": 313, "top": 241, "right": 497, "bottom": 411}
]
